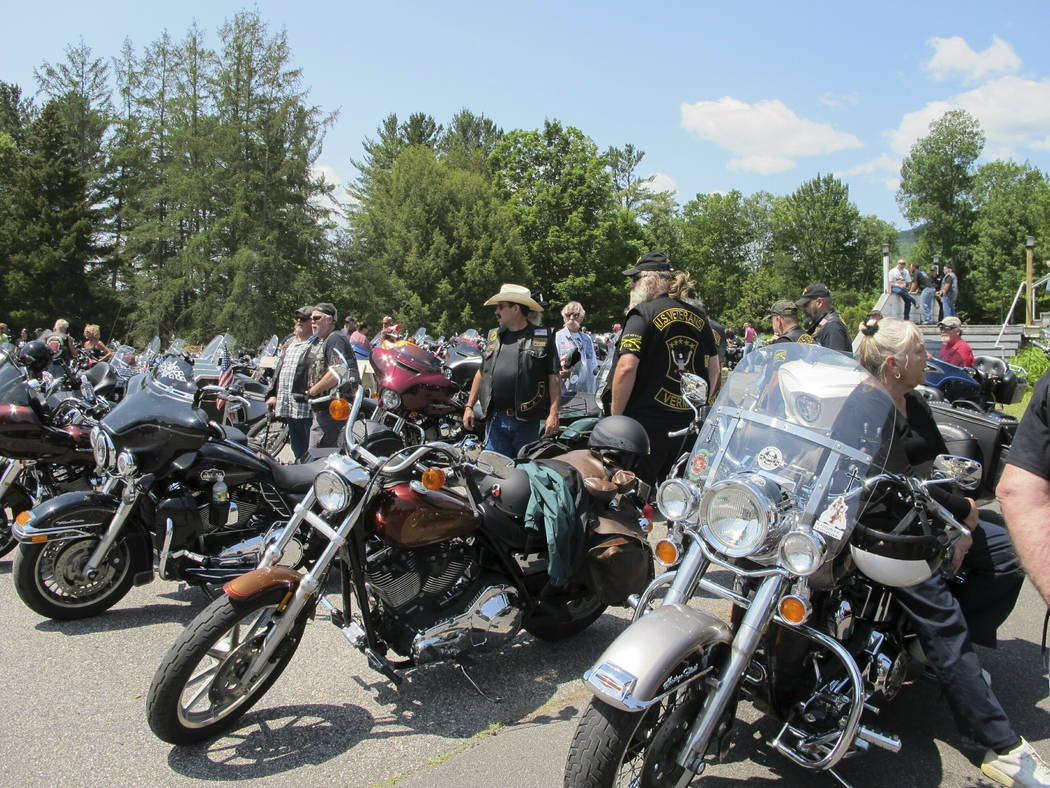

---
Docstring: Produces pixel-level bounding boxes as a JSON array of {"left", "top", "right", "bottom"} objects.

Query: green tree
[
  {"left": 439, "top": 108, "right": 502, "bottom": 171},
  {"left": 964, "top": 160, "right": 1050, "bottom": 321},
  {"left": 678, "top": 190, "right": 755, "bottom": 318},
  {"left": 896, "top": 109, "right": 985, "bottom": 265},
  {"left": 349, "top": 112, "right": 442, "bottom": 203},
  {"left": 0, "top": 102, "right": 97, "bottom": 328},
  {"left": 605, "top": 143, "right": 652, "bottom": 211},
  {"left": 350, "top": 145, "right": 528, "bottom": 335}
]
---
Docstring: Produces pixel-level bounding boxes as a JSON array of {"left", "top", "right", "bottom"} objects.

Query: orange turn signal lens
[
  {"left": 329, "top": 398, "right": 351, "bottom": 421},
  {"left": 779, "top": 595, "right": 810, "bottom": 625},
  {"left": 421, "top": 467, "right": 446, "bottom": 490},
  {"left": 654, "top": 538, "right": 682, "bottom": 567},
  {"left": 31, "top": 534, "right": 48, "bottom": 543},
  {"left": 15, "top": 511, "right": 32, "bottom": 526}
]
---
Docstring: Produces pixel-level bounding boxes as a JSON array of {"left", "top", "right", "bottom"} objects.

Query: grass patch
[{"left": 1002, "top": 389, "right": 1033, "bottom": 419}]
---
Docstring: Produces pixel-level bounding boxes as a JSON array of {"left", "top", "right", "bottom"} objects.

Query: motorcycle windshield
[
  {"left": 684, "top": 343, "right": 898, "bottom": 555},
  {"left": 0, "top": 361, "right": 29, "bottom": 405},
  {"left": 371, "top": 342, "right": 443, "bottom": 377}
]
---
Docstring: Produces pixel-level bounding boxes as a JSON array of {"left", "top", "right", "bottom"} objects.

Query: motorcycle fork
[
  {"left": 0, "top": 459, "right": 27, "bottom": 503},
  {"left": 84, "top": 480, "right": 139, "bottom": 576},
  {"left": 673, "top": 573, "right": 787, "bottom": 781}
]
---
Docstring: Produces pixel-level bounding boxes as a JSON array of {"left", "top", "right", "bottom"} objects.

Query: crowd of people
[
  {"left": 1, "top": 318, "right": 114, "bottom": 365},
  {"left": 888, "top": 256, "right": 960, "bottom": 323}
]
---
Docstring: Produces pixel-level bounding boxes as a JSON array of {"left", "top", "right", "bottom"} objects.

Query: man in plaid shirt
[{"left": 266, "top": 306, "right": 318, "bottom": 461}]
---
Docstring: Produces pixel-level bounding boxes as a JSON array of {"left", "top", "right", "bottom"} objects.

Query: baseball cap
[
  {"left": 767, "top": 299, "right": 798, "bottom": 318},
  {"left": 312, "top": 302, "right": 337, "bottom": 321},
  {"left": 796, "top": 283, "right": 831, "bottom": 307},
  {"left": 294, "top": 305, "right": 312, "bottom": 319},
  {"left": 938, "top": 316, "right": 962, "bottom": 331},
  {"left": 622, "top": 251, "right": 673, "bottom": 277}
]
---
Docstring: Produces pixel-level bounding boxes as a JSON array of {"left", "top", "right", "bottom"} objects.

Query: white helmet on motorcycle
[{"left": 849, "top": 505, "right": 949, "bottom": 587}]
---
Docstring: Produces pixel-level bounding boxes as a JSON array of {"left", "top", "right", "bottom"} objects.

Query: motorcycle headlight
[
  {"left": 91, "top": 426, "right": 114, "bottom": 470},
  {"left": 779, "top": 530, "right": 825, "bottom": 576},
  {"left": 699, "top": 478, "right": 778, "bottom": 558},
  {"left": 381, "top": 389, "right": 401, "bottom": 410},
  {"left": 314, "top": 470, "right": 351, "bottom": 513},
  {"left": 115, "top": 450, "right": 138, "bottom": 478},
  {"left": 656, "top": 478, "right": 700, "bottom": 521}
]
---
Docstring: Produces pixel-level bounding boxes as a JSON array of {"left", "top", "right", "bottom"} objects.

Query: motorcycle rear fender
[
  {"left": 583, "top": 602, "right": 732, "bottom": 712},
  {"left": 224, "top": 566, "right": 302, "bottom": 605},
  {"left": 13, "top": 490, "right": 119, "bottom": 543}
]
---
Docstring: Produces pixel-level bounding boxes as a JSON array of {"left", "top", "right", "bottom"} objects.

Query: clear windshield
[
  {"left": 684, "top": 343, "right": 898, "bottom": 552},
  {"left": 200, "top": 334, "right": 235, "bottom": 362}
]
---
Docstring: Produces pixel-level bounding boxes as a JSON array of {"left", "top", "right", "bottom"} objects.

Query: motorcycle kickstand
[
  {"left": 455, "top": 658, "right": 502, "bottom": 704},
  {"left": 827, "top": 769, "right": 852, "bottom": 788}
]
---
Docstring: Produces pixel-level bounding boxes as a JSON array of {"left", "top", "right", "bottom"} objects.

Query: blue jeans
[
  {"left": 288, "top": 417, "right": 311, "bottom": 462},
  {"left": 942, "top": 293, "right": 956, "bottom": 317},
  {"left": 485, "top": 412, "right": 541, "bottom": 458},
  {"left": 920, "top": 287, "right": 936, "bottom": 324},
  {"left": 891, "top": 286, "right": 915, "bottom": 319}
]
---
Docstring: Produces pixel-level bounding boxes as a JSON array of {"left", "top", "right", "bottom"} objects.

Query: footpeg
[{"left": 855, "top": 725, "right": 901, "bottom": 753}]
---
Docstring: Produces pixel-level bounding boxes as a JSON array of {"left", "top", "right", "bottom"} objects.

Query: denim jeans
[
  {"left": 920, "top": 287, "right": 936, "bottom": 324},
  {"left": 485, "top": 412, "right": 541, "bottom": 458},
  {"left": 942, "top": 293, "right": 956, "bottom": 317},
  {"left": 891, "top": 286, "right": 915, "bottom": 319},
  {"left": 288, "top": 417, "right": 312, "bottom": 462}
]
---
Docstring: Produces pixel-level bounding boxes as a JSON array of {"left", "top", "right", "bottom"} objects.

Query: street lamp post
[
  {"left": 882, "top": 243, "right": 890, "bottom": 297},
  {"left": 1026, "top": 236, "right": 1035, "bottom": 326}
]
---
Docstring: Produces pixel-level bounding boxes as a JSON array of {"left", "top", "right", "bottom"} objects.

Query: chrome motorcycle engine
[{"left": 365, "top": 539, "right": 523, "bottom": 661}]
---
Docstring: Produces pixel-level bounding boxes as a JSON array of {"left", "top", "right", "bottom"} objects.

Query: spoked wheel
[
  {"left": 146, "top": 594, "right": 307, "bottom": 745},
  {"left": 564, "top": 684, "right": 705, "bottom": 788},
  {"left": 13, "top": 536, "right": 133, "bottom": 619},
  {"left": 247, "top": 418, "right": 289, "bottom": 457}
]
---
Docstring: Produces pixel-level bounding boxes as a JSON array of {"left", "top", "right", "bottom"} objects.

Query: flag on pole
[{"left": 216, "top": 344, "right": 234, "bottom": 409}]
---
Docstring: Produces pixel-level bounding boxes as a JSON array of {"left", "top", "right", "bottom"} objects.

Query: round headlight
[
  {"left": 91, "top": 426, "right": 112, "bottom": 469},
  {"left": 381, "top": 389, "right": 402, "bottom": 410},
  {"left": 314, "top": 470, "right": 351, "bottom": 513},
  {"left": 115, "top": 450, "right": 138, "bottom": 478},
  {"left": 656, "top": 479, "right": 700, "bottom": 521},
  {"left": 779, "top": 530, "right": 825, "bottom": 576},
  {"left": 700, "top": 480, "right": 773, "bottom": 558}
]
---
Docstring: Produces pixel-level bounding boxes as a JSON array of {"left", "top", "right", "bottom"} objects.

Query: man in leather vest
[
  {"left": 610, "top": 252, "right": 720, "bottom": 485},
  {"left": 768, "top": 299, "right": 815, "bottom": 344},
  {"left": 463, "top": 284, "right": 560, "bottom": 457},
  {"left": 796, "top": 282, "right": 851, "bottom": 352}
]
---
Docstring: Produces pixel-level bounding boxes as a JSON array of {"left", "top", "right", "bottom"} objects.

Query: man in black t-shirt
[
  {"left": 463, "top": 284, "right": 560, "bottom": 457},
  {"left": 611, "top": 252, "right": 719, "bottom": 485},
  {"left": 997, "top": 369, "right": 1050, "bottom": 605},
  {"left": 306, "top": 302, "right": 360, "bottom": 449}
]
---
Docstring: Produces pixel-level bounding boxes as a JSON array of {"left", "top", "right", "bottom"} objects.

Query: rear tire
[
  {"left": 524, "top": 591, "right": 606, "bottom": 641},
  {"left": 13, "top": 536, "right": 133, "bottom": 619},
  {"left": 146, "top": 594, "right": 306, "bottom": 745}
]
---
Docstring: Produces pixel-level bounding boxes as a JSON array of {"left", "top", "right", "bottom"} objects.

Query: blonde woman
[{"left": 82, "top": 324, "right": 112, "bottom": 363}]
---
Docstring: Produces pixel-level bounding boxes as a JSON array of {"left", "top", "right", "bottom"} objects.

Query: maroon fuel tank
[
  {"left": 368, "top": 482, "right": 482, "bottom": 549},
  {"left": 0, "top": 404, "right": 90, "bottom": 462}
]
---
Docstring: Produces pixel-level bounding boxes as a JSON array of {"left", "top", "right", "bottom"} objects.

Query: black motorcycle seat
[
  {"left": 975, "top": 356, "right": 1008, "bottom": 378},
  {"left": 219, "top": 424, "right": 250, "bottom": 444},
  {"left": 266, "top": 457, "right": 325, "bottom": 493}
]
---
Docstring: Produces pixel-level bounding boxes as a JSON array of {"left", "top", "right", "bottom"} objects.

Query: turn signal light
[
  {"left": 31, "top": 535, "right": 48, "bottom": 543},
  {"left": 329, "top": 399, "right": 351, "bottom": 421},
  {"left": 779, "top": 594, "right": 810, "bottom": 626},
  {"left": 654, "top": 538, "right": 682, "bottom": 567},
  {"left": 15, "top": 511, "right": 31, "bottom": 526},
  {"left": 421, "top": 468, "right": 446, "bottom": 490}
]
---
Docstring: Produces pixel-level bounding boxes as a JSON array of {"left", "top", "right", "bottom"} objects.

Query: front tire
[
  {"left": 0, "top": 484, "right": 32, "bottom": 558},
  {"left": 146, "top": 594, "right": 307, "bottom": 745},
  {"left": 13, "top": 536, "right": 133, "bottom": 619},
  {"left": 564, "top": 686, "right": 704, "bottom": 788}
]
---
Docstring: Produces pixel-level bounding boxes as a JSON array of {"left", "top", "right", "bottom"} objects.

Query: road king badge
[
  {"left": 756, "top": 445, "right": 784, "bottom": 471},
  {"left": 814, "top": 496, "right": 848, "bottom": 540}
]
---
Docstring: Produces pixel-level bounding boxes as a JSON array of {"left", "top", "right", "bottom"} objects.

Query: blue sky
[{"left": 5, "top": 0, "right": 1050, "bottom": 227}]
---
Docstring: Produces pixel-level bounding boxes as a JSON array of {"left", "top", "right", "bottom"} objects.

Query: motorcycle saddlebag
[
  {"left": 929, "top": 402, "right": 1013, "bottom": 491},
  {"left": 578, "top": 509, "right": 652, "bottom": 607}
]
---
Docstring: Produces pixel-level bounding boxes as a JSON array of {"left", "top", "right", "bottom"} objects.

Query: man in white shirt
[{"left": 888, "top": 258, "right": 916, "bottom": 321}]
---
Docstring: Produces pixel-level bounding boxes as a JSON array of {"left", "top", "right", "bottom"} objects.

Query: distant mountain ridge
[{"left": 897, "top": 224, "right": 923, "bottom": 256}]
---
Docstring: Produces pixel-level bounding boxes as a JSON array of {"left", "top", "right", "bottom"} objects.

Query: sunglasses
[
  {"left": 564, "top": 312, "right": 582, "bottom": 318},
  {"left": 310, "top": 314, "right": 328, "bottom": 321},
  {"left": 295, "top": 316, "right": 310, "bottom": 322}
]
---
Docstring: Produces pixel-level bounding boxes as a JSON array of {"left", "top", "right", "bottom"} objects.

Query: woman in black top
[{"left": 856, "top": 318, "right": 1045, "bottom": 786}]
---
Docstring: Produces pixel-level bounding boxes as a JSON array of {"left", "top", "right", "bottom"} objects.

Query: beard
[{"left": 628, "top": 277, "right": 660, "bottom": 311}]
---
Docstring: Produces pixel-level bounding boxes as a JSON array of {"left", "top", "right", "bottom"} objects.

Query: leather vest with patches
[{"left": 477, "top": 326, "right": 552, "bottom": 420}]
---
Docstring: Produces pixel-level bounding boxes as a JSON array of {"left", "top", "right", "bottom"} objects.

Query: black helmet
[
  {"left": 18, "top": 340, "right": 53, "bottom": 373},
  {"left": 588, "top": 415, "right": 650, "bottom": 470}
]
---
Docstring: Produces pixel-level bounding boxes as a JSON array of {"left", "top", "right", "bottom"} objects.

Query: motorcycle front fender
[
  {"left": 224, "top": 566, "right": 302, "bottom": 605},
  {"left": 13, "top": 490, "right": 118, "bottom": 543},
  {"left": 583, "top": 602, "right": 732, "bottom": 712}
]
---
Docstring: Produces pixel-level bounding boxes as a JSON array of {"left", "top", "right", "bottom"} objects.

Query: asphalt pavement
[{"left": 0, "top": 536, "right": 1048, "bottom": 787}]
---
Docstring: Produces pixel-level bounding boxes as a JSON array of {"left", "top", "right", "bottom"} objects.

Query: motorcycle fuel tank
[
  {"left": 371, "top": 482, "right": 482, "bottom": 549},
  {"left": 0, "top": 404, "right": 88, "bottom": 462}
]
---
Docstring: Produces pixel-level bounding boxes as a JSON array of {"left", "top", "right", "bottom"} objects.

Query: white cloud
[
  {"left": 818, "top": 91, "right": 860, "bottom": 110},
  {"left": 680, "top": 96, "right": 862, "bottom": 174},
  {"left": 889, "top": 75, "right": 1050, "bottom": 156},
  {"left": 642, "top": 171, "right": 678, "bottom": 194},
  {"left": 836, "top": 154, "right": 900, "bottom": 177},
  {"left": 925, "top": 36, "right": 1021, "bottom": 83}
]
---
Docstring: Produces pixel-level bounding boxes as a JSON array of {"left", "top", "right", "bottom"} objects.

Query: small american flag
[{"left": 216, "top": 344, "right": 234, "bottom": 409}]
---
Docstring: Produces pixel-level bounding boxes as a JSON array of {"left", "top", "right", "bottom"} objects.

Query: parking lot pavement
[{"left": 0, "top": 551, "right": 1048, "bottom": 787}]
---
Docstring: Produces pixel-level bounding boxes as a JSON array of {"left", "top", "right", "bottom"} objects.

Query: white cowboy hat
[{"left": 483, "top": 283, "right": 543, "bottom": 312}]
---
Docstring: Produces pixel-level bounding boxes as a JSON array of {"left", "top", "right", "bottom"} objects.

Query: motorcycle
[
  {"left": 144, "top": 385, "right": 655, "bottom": 745},
  {"left": 0, "top": 346, "right": 109, "bottom": 557},
  {"left": 10, "top": 355, "right": 324, "bottom": 620},
  {"left": 564, "top": 343, "right": 977, "bottom": 787}
]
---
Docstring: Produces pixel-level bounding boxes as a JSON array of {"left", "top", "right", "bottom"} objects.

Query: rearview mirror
[
  {"left": 681, "top": 373, "right": 709, "bottom": 408},
  {"left": 931, "top": 454, "right": 982, "bottom": 491}
]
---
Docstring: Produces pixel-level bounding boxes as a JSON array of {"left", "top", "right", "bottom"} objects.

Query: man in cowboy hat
[{"left": 463, "top": 283, "right": 560, "bottom": 457}]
